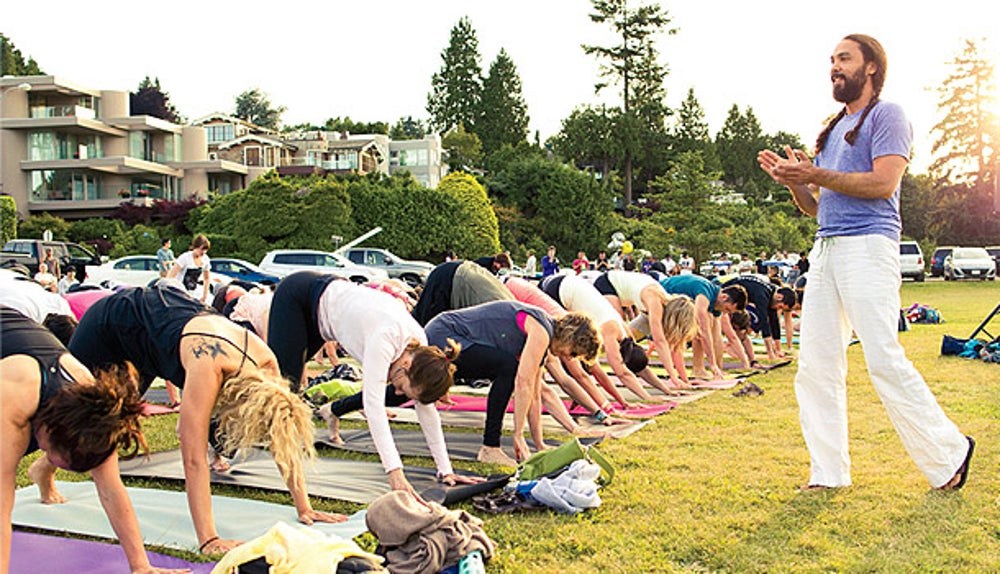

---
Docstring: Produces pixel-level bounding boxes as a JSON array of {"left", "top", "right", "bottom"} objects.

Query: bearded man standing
[{"left": 758, "top": 34, "right": 973, "bottom": 491}]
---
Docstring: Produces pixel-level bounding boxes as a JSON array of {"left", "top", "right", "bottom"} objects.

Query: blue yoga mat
[{"left": 12, "top": 481, "right": 368, "bottom": 552}]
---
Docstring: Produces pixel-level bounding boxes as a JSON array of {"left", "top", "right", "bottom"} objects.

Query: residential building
[
  {"left": 0, "top": 75, "right": 247, "bottom": 219},
  {"left": 276, "top": 131, "right": 385, "bottom": 178},
  {"left": 191, "top": 113, "right": 295, "bottom": 187},
  {"left": 388, "top": 134, "right": 447, "bottom": 188}
]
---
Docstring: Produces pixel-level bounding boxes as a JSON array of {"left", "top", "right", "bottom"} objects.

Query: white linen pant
[{"left": 796, "top": 234, "right": 967, "bottom": 487}]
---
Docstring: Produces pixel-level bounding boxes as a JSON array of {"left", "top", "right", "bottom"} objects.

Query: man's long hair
[{"left": 815, "top": 34, "right": 887, "bottom": 154}]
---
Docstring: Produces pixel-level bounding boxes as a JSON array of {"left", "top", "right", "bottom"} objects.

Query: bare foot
[
  {"left": 691, "top": 371, "right": 711, "bottom": 380},
  {"left": 207, "top": 446, "right": 231, "bottom": 473},
  {"left": 476, "top": 446, "right": 517, "bottom": 467},
  {"left": 318, "top": 403, "right": 344, "bottom": 445},
  {"left": 28, "top": 457, "right": 67, "bottom": 504}
]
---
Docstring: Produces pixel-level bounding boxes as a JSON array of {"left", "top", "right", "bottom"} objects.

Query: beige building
[{"left": 0, "top": 75, "right": 247, "bottom": 219}]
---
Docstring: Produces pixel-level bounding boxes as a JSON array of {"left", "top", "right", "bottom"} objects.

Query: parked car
[
  {"left": 985, "top": 246, "right": 1000, "bottom": 274},
  {"left": 929, "top": 246, "right": 956, "bottom": 277},
  {"left": 85, "top": 255, "right": 232, "bottom": 291},
  {"left": 943, "top": 247, "right": 996, "bottom": 281},
  {"left": 259, "top": 249, "right": 388, "bottom": 283},
  {"left": 342, "top": 248, "right": 434, "bottom": 287},
  {"left": 899, "top": 240, "right": 925, "bottom": 282},
  {"left": 2, "top": 239, "right": 101, "bottom": 280},
  {"left": 210, "top": 257, "right": 282, "bottom": 285}
]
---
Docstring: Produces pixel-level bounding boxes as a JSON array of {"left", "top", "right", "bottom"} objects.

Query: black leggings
[
  {"left": 410, "top": 261, "right": 461, "bottom": 326},
  {"left": 453, "top": 344, "right": 519, "bottom": 448},
  {"left": 327, "top": 384, "right": 411, "bottom": 418},
  {"left": 268, "top": 271, "right": 337, "bottom": 392}
]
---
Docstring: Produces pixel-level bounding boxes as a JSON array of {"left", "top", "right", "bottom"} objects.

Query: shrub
[
  {"left": 18, "top": 212, "right": 70, "bottom": 240},
  {"left": 437, "top": 172, "right": 500, "bottom": 259},
  {"left": 0, "top": 196, "right": 17, "bottom": 245}
]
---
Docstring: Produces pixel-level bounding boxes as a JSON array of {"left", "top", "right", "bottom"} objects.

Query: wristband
[
  {"left": 199, "top": 536, "right": 220, "bottom": 553},
  {"left": 594, "top": 410, "right": 608, "bottom": 422}
]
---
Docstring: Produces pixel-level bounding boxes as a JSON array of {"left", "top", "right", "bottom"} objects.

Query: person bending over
[{"left": 1, "top": 307, "right": 185, "bottom": 574}]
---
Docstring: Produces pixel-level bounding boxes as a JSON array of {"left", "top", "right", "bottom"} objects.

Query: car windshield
[
  {"left": 900, "top": 244, "right": 920, "bottom": 255},
  {"left": 953, "top": 248, "right": 988, "bottom": 260}
]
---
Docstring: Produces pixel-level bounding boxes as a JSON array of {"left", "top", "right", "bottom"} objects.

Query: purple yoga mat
[{"left": 10, "top": 531, "right": 216, "bottom": 574}]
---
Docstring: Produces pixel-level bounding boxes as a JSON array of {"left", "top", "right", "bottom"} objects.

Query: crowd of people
[{"left": 0, "top": 33, "right": 975, "bottom": 573}]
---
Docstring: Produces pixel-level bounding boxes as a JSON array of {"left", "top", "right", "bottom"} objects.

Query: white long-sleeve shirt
[{"left": 317, "top": 280, "right": 452, "bottom": 476}]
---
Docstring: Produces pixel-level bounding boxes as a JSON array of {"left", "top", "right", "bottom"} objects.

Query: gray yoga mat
[
  {"left": 315, "top": 427, "right": 570, "bottom": 460},
  {"left": 117, "top": 448, "right": 483, "bottom": 505},
  {"left": 12, "top": 481, "right": 368, "bottom": 552}
]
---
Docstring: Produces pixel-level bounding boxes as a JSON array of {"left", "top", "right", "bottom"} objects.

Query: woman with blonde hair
[
  {"left": 2, "top": 307, "right": 186, "bottom": 574},
  {"left": 268, "top": 272, "right": 484, "bottom": 500},
  {"left": 61, "top": 284, "right": 342, "bottom": 556},
  {"left": 425, "top": 301, "right": 602, "bottom": 466},
  {"left": 167, "top": 233, "right": 212, "bottom": 303},
  {"left": 591, "top": 270, "right": 698, "bottom": 388}
]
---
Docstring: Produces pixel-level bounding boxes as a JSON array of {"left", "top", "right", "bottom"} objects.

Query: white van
[{"left": 899, "top": 241, "right": 925, "bottom": 282}]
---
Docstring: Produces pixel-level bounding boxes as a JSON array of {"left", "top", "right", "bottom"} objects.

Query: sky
[{"left": 3, "top": 1, "right": 997, "bottom": 173}]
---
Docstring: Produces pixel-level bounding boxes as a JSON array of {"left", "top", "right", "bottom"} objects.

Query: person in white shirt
[
  {"left": 524, "top": 250, "right": 537, "bottom": 276},
  {"left": 57, "top": 267, "right": 79, "bottom": 294},
  {"left": 167, "top": 234, "right": 212, "bottom": 303},
  {"left": 267, "top": 272, "right": 483, "bottom": 498},
  {"left": 33, "top": 262, "right": 58, "bottom": 293}
]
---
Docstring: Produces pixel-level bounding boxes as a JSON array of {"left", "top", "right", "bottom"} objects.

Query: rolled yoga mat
[
  {"left": 12, "top": 481, "right": 368, "bottom": 552},
  {"left": 117, "top": 448, "right": 486, "bottom": 505}
]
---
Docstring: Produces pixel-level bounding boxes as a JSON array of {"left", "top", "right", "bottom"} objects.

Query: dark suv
[
  {"left": 986, "top": 246, "right": 1000, "bottom": 273},
  {"left": 929, "top": 246, "right": 956, "bottom": 278}
]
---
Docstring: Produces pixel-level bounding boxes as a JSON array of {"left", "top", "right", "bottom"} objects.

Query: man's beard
[{"left": 833, "top": 67, "right": 866, "bottom": 103}]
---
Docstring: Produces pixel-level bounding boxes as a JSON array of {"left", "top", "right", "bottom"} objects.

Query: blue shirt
[
  {"left": 815, "top": 100, "right": 911, "bottom": 240},
  {"left": 658, "top": 274, "right": 721, "bottom": 317}
]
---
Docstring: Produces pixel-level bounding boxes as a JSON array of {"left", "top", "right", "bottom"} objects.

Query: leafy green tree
[
  {"left": 442, "top": 123, "right": 483, "bottom": 172},
  {"left": 899, "top": 172, "right": 937, "bottom": 241},
  {"left": 130, "top": 76, "right": 182, "bottom": 123},
  {"left": 323, "top": 117, "right": 389, "bottom": 135},
  {"left": 17, "top": 213, "right": 70, "bottom": 241},
  {"left": 0, "top": 34, "right": 43, "bottom": 75},
  {"left": 477, "top": 48, "right": 529, "bottom": 156},
  {"left": 436, "top": 172, "right": 499, "bottom": 257},
  {"left": 488, "top": 156, "right": 613, "bottom": 257},
  {"left": 390, "top": 116, "right": 427, "bottom": 140},
  {"left": 716, "top": 105, "right": 777, "bottom": 205},
  {"left": 1, "top": 196, "right": 18, "bottom": 245},
  {"left": 427, "top": 17, "right": 483, "bottom": 134},
  {"left": 67, "top": 218, "right": 124, "bottom": 245},
  {"left": 551, "top": 105, "right": 621, "bottom": 182},
  {"left": 108, "top": 224, "right": 162, "bottom": 258},
  {"left": 582, "top": 0, "right": 675, "bottom": 213},
  {"left": 930, "top": 38, "right": 998, "bottom": 192},
  {"left": 234, "top": 88, "right": 286, "bottom": 131}
]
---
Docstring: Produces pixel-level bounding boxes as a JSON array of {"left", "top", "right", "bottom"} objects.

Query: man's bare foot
[
  {"left": 477, "top": 446, "right": 517, "bottom": 467},
  {"left": 317, "top": 403, "right": 344, "bottom": 445},
  {"left": 28, "top": 457, "right": 67, "bottom": 504}
]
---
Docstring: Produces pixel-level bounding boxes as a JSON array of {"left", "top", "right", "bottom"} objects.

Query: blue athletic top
[
  {"left": 69, "top": 285, "right": 212, "bottom": 392},
  {"left": 659, "top": 274, "right": 722, "bottom": 317},
  {"left": 425, "top": 300, "right": 553, "bottom": 359},
  {"left": 1, "top": 306, "right": 77, "bottom": 455},
  {"left": 815, "top": 100, "right": 911, "bottom": 240}
]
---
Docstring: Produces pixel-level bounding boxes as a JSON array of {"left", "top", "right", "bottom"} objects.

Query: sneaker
[{"left": 477, "top": 446, "right": 517, "bottom": 467}]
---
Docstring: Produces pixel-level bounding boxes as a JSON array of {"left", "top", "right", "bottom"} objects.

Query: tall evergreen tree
[
  {"left": 130, "top": 76, "right": 182, "bottom": 123},
  {"left": 234, "top": 88, "right": 286, "bottom": 131},
  {"left": 716, "top": 105, "right": 770, "bottom": 204},
  {"left": 477, "top": 48, "right": 529, "bottom": 156},
  {"left": 390, "top": 116, "right": 427, "bottom": 140},
  {"left": 426, "top": 17, "right": 483, "bottom": 134},
  {"left": 582, "top": 0, "right": 675, "bottom": 214},
  {"left": 0, "top": 34, "right": 43, "bottom": 76},
  {"left": 929, "top": 38, "right": 998, "bottom": 192},
  {"left": 672, "top": 88, "right": 721, "bottom": 172}
]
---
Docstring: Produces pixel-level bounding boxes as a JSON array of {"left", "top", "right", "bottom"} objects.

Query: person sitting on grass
[{"left": 1, "top": 306, "right": 186, "bottom": 574}]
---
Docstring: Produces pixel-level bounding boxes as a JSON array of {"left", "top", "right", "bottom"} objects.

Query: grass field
[{"left": 15, "top": 280, "right": 1000, "bottom": 572}]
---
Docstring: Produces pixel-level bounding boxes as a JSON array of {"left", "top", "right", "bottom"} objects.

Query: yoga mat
[
  {"left": 601, "top": 375, "right": 715, "bottom": 404},
  {"left": 12, "top": 481, "right": 368, "bottom": 552},
  {"left": 690, "top": 377, "right": 745, "bottom": 390},
  {"left": 10, "top": 531, "right": 216, "bottom": 574},
  {"left": 430, "top": 393, "right": 678, "bottom": 419},
  {"left": 315, "top": 427, "right": 567, "bottom": 461},
  {"left": 141, "top": 401, "right": 179, "bottom": 416},
  {"left": 117, "top": 448, "right": 484, "bottom": 505}
]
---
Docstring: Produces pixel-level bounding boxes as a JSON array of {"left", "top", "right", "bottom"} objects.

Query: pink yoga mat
[
  {"left": 140, "top": 402, "right": 179, "bottom": 416},
  {"left": 690, "top": 377, "right": 745, "bottom": 390}
]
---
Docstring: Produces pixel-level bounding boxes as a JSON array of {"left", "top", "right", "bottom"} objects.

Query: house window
[{"left": 205, "top": 124, "right": 235, "bottom": 143}]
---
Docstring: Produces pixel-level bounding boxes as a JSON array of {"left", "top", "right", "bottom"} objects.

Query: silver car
[
  {"left": 259, "top": 249, "right": 388, "bottom": 283},
  {"left": 943, "top": 247, "right": 996, "bottom": 281},
  {"left": 342, "top": 248, "right": 433, "bottom": 287}
]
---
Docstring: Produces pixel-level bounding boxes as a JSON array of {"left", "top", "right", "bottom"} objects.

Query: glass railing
[
  {"left": 29, "top": 184, "right": 166, "bottom": 202},
  {"left": 28, "top": 105, "right": 97, "bottom": 119}
]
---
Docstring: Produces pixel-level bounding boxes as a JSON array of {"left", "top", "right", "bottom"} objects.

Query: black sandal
[{"left": 939, "top": 436, "right": 975, "bottom": 491}]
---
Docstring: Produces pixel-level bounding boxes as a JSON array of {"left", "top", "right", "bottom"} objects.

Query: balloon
[
  {"left": 611, "top": 232, "right": 626, "bottom": 243},
  {"left": 622, "top": 241, "right": 633, "bottom": 254}
]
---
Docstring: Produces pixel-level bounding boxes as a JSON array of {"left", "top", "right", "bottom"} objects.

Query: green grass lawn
[{"left": 15, "top": 280, "right": 1000, "bottom": 572}]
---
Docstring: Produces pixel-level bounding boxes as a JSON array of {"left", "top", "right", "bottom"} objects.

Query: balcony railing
[
  {"left": 30, "top": 184, "right": 165, "bottom": 202},
  {"left": 29, "top": 105, "right": 97, "bottom": 120}
]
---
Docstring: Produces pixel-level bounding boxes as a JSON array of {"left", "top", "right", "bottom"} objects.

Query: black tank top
[{"left": 1, "top": 306, "right": 78, "bottom": 454}]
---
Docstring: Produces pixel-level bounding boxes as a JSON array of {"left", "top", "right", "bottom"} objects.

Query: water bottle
[{"left": 458, "top": 550, "right": 486, "bottom": 574}]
